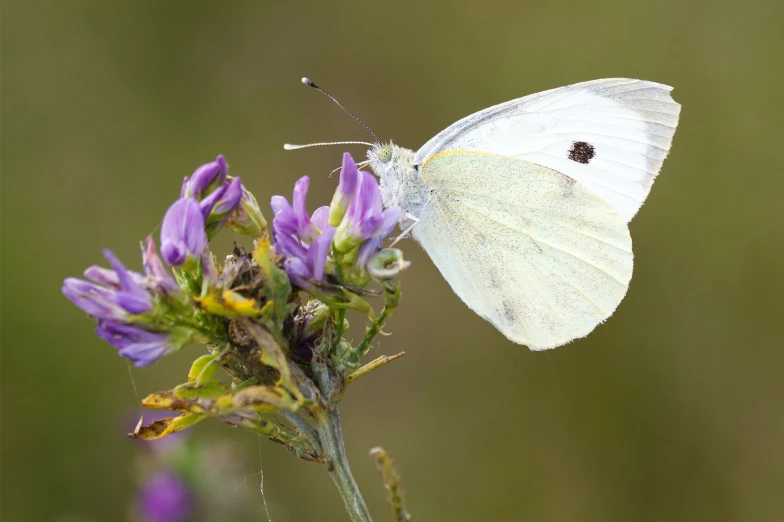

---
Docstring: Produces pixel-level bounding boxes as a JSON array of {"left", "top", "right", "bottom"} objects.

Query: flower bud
[
  {"left": 226, "top": 185, "right": 267, "bottom": 238},
  {"left": 161, "top": 198, "right": 207, "bottom": 266},
  {"left": 181, "top": 155, "right": 227, "bottom": 199},
  {"left": 328, "top": 153, "right": 360, "bottom": 226},
  {"left": 367, "top": 248, "right": 410, "bottom": 281}
]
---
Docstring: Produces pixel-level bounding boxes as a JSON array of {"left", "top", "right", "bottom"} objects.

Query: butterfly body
[{"left": 366, "top": 78, "right": 680, "bottom": 350}]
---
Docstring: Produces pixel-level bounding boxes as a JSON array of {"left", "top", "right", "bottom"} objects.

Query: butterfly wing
[
  {"left": 414, "top": 79, "right": 681, "bottom": 223},
  {"left": 414, "top": 151, "right": 633, "bottom": 350}
]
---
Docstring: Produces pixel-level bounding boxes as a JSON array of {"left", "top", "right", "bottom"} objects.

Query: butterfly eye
[{"left": 377, "top": 145, "right": 393, "bottom": 163}]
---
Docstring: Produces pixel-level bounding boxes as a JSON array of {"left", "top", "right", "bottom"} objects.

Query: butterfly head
[{"left": 367, "top": 142, "right": 421, "bottom": 212}]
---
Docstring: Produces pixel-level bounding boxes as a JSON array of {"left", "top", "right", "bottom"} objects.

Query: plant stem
[{"left": 318, "top": 408, "right": 374, "bottom": 522}]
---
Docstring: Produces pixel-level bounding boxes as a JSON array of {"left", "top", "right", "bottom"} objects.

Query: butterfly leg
[{"left": 389, "top": 212, "right": 419, "bottom": 247}]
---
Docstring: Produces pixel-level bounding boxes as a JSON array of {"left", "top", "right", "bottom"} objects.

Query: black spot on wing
[{"left": 568, "top": 141, "right": 596, "bottom": 164}]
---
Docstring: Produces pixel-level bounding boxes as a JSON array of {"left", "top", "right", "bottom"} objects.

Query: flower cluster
[
  {"left": 62, "top": 156, "right": 260, "bottom": 366},
  {"left": 62, "top": 239, "right": 189, "bottom": 367},
  {"left": 271, "top": 153, "right": 401, "bottom": 290},
  {"left": 63, "top": 152, "right": 411, "bottom": 522}
]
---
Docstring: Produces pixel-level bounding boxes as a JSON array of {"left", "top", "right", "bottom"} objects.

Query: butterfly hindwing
[{"left": 413, "top": 151, "right": 633, "bottom": 350}]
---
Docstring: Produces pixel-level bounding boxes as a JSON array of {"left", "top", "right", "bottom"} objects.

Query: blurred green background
[{"left": 3, "top": 1, "right": 783, "bottom": 520}]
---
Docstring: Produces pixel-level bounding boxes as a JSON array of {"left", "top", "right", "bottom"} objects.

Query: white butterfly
[{"left": 364, "top": 79, "right": 681, "bottom": 350}]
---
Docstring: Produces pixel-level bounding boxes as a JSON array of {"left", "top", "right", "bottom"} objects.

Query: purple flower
[
  {"left": 161, "top": 198, "right": 207, "bottom": 266},
  {"left": 272, "top": 176, "right": 337, "bottom": 288},
  {"left": 271, "top": 154, "right": 404, "bottom": 284},
  {"left": 181, "top": 155, "right": 227, "bottom": 199},
  {"left": 138, "top": 471, "right": 193, "bottom": 522},
  {"left": 177, "top": 156, "right": 250, "bottom": 238},
  {"left": 329, "top": 152, "right": 360, "bottom": 226},
  {"left": 333, "top": 168, "right": 401, "bottom": 254},
  {"left": 96, "top": 321, "right": 174, "bottom": 367},
  {"left": 63, "top": 249, "right": 154, "bottom": 319}
]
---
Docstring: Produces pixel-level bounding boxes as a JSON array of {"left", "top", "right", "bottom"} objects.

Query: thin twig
[
  {"left": 369, "top": 447, "right": 412, "bottom": 521},
  {"left": 346, "top": 352, "right": 406, "bottom": 384}
]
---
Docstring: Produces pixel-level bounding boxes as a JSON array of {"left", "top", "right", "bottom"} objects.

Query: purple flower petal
[
  {"left": 306, "top": 227, "right": 336, "bottom": 281},
  {"left": 334, "top": 167, "right": 402, "bottom": 253},
  {"left": 292, "top": 176, "right": 314, "bottom": 240},
  {"left": 356, "top": 236, "right": 383, "bottom": 270},
  {"left": 103, "top": 249, "right": 152, "bottom": 314},
  {"left": 161, "top": 198, "right": 207, "bottom": 266},
  {"left": 212, "top": 177, "right": 243, "bottom": 217},
  {"left": 197, "top": 183, "right": 227, "bottom": 220},
  {"left": 284, "top": 257, "right": 312, "bottom": 289},
  {"left": 62, "top": 278, "right": 127, "bottom": 321},
  {"left": 345, "top": 172, "right": 380, "bottom": 239},
  {"left": 96, "top": 321, "right": 174, "bottom": 367},
  {"left": 375, "top": 207, "right": 402, "bottom": 238},
  {"left": 96, "top": 321, "right": 167, "bottom": 348},
  {"left": 83, "top": 266, "right": 122, "bottom": 289},
  {"left": 310, "top": 206, "right": 330, "bottom": 232},
  {"left": 84, "top": 265, "right": 146, "bottom": 289},
  {"left": 183, "top": 155, "right": 227, "bottom": 199},
  {"left": 274, "top": 230, "right": 308, "bottom": 262},
  {"left": 271, "top": 195, "right": 298, "bottom": 236},
  {"left": 141, "top": 237, "right": 178, "bottom": 294},
  {"left": 119, "top": 341, "right": 173, "bottom": 367}
]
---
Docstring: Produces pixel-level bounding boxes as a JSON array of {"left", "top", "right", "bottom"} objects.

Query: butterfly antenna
[
  {"left": 301, "top": 77, "right": 381, "bottom": 144},
  {"left": 284, "top": 141, "right": 375, "bottom": 151}
]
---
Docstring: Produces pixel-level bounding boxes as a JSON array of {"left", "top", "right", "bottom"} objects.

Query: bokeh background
[{"left": 3, "top": 1, "right": 783, "bottom": 521}]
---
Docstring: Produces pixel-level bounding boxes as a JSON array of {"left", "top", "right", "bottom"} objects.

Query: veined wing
[
  {"left": 414, "top": 79, "right": 681, "bottom": 222},
  {"left": 413, "top": 151, "right": 633, "bottom": 350}
]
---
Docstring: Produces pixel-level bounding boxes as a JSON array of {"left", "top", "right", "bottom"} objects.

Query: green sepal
[{"left": 187, "top": 353, "right": 221, "bottom": 384}]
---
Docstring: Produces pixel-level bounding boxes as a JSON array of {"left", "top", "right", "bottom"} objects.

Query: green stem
[
  {"left": 318, "top": 408, "right": 374, "bottom": 522},
  {"left": 279, "top": 411, "right": 323, "bottom": 455}
]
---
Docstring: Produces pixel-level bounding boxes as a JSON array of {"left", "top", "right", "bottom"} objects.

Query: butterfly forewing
[{"left": 414, "top": 79, "right": 681, "bottom": 223}]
